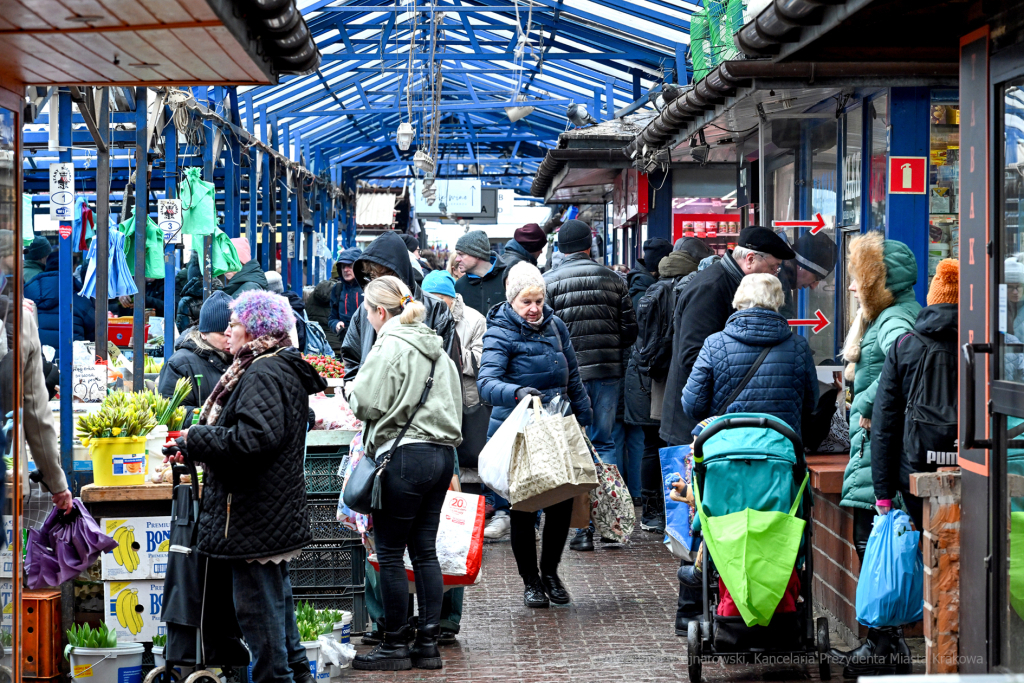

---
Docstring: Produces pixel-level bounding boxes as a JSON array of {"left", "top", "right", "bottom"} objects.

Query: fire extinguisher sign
[{"left": 887, "top": 156, "right": 928, "bottom": 194}]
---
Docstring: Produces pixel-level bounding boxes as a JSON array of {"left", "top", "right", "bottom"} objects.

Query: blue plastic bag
[
  {"left": 659, "top": 444, "right": 700, "bottom": 560},
  {"left": 855, "top": 510, "right": 924, "bottom": 627}
]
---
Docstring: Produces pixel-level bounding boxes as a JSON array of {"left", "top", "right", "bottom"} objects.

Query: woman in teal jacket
[{"left": 832, "top": 231, "right": 920, "bottom": 676}]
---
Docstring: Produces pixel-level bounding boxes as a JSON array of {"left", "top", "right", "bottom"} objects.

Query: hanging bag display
[
  {"left": 210, "top": 229, "right": 242, "bottom": 277},
  {"left": 179, "top": 167, "right": 217, "bottom": 236},
  {"left": 117, "top": 210, "right": 165, "bottom": 279}
]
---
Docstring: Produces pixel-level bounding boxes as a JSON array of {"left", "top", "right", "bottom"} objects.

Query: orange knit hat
[{"left": 927, "top": 258, "right": 959, "bottom": 305}]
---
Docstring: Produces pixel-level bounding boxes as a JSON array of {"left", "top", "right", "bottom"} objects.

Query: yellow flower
[{"left": 111, "top": 427, "right": 122, "bottom": 436}]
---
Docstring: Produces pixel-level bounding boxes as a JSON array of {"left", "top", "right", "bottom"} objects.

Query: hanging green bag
[
  {"left": 180, "top": 167, "right": 217, "bottom": 236},
  {"left": 117, "top": 210, "right": 165, "bottom": 279},
  {"left": 693, "top": 473, "right": 809, "bottom": 627},
  {"left": 210, "top": 229, "right": 242, "bottom": 277}
]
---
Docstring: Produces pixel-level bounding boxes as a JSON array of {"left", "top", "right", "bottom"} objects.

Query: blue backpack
[{"left": 299, "top": 315, "right": 333, "bottom": 356}]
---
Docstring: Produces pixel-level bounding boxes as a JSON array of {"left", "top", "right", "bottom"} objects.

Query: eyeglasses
[
  {"left": 228, "top": 321, "right": 244, "bottom": 330},
  {"left": 754, "top": 253, "right": 782, "bottom": 275}
]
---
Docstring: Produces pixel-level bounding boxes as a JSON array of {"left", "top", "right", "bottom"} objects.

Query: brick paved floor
[{"left": 350, "top": 521, "right": 850, "bottom": 683}]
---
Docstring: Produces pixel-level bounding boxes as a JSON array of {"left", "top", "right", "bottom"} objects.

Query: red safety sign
[{"left": 888, "top": 156, "right": 928, "bottom": 194}]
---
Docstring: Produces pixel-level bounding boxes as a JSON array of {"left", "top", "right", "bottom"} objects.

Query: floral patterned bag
[{"left": 584, "top": 433, "right": 636, "bottom": 542}]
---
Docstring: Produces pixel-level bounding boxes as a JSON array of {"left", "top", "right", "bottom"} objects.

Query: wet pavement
[{"left": 350, "top": 520, "right": 859, "bottom": 682}]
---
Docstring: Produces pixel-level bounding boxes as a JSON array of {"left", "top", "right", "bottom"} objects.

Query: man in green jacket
[{"left": 23, "top": 236, "right": 50, "bottom": 283}]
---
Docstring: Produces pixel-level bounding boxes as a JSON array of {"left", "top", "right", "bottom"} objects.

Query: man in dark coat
[
  {"left": 454, "top": 230, "right": 507, "bottom": 316},
  {"left": 307, "top": 278, "right": 343, "bottom": 354},
  {"left": 158, "top": 291, "right": 233, "bottom": 427},
  {"left": 544, "top": 219, "right": 638, "bottom": 550},
  {"left": 626, "top": 238, "right": 672, "bottom": 310},
  {"left": 24, "top": 252, "right": 95, "bottom": 355},
  {"left": 329, "top": 248, "right": 363, "bottom": 339},
  {"left": 222, "top": 258, "right": 269, "bottom": 297},
  {"left": 660, "top": 227, "right": 796, "bottom": 448},
  {"left": 500, "top": 223, "right": 547, "bottom": 282},
  {"left": 23, "top": 236, "right": 51, "bottom": 283},
  {"left": 341, "top": 232, "right": 457, "bottom": 381}
]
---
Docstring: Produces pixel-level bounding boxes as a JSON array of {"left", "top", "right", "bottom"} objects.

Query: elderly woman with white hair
[{"left": 681, "top": 273, "right": 818, "bottom": 433}]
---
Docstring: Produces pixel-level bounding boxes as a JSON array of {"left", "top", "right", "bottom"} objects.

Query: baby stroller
[
  {"left": 145, "top": 463, "right": 250, "bottom": 683},
  {"left": 685, "top": 414, "right": 831, "bottom": 683}
]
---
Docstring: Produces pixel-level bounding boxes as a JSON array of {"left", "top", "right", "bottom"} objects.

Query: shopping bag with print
[
  {"left": 583, "top": 432, "right": 635, "bottom": 543},
  {"left": 660, "top": 444, "right": 700, "bottom": 560}
]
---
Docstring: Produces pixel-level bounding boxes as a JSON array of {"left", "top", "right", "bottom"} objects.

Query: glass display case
[{"left": 929, "top": 91, "right": 960, "bottom": 278}]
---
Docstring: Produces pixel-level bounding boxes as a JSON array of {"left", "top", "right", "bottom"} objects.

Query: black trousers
[
  {"left": 509, "top": 497, "right": 574, "bottom": 582},
  {"left": 640, "top": 424, "right": 666, "bottom": 496},
  {"left": 852, "top": 493, "right": 924, "bottom": 564},
  {"left": 373, "top": 443, "right": 455, "bottom": 633}
]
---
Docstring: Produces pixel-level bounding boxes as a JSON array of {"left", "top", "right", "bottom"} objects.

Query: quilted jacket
[
  {"left": 542, "top": 252, "right": 638, "bottom": 381},
  {"left": 187, "top": 346, "right": 327, "bottom": 560},
  {"left": 341, "top": 232, "right": 457, "bottom": 380},
  {"left": 478, "top": 301, "right": 592, "bottom": 437},
  {"left": 682, "top": 307, "right": 818, "bottom": 434}
]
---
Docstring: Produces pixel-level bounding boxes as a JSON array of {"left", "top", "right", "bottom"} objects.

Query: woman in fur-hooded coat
[{"left": 840, "top": 231, "right": 920, "bottom": 557}]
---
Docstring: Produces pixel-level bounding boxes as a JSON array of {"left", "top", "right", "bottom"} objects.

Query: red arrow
[
  {"left": 774, "top": 213, "right": 827, "bottom": 234},
  {"left": 788, "top": 309, "right": 831, "bottom": 334}
]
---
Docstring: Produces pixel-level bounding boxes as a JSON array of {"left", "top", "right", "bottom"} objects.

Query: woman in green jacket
[
  {"left": 348, "top": 275, "right": 463, "bottom": 673},
  {"left": 832, "top": 231, "right": 920, "bottom": 676}
]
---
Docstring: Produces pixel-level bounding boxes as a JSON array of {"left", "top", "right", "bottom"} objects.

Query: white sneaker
[{"left": 484, "top": 514, "right": 511, "bottom": 539}]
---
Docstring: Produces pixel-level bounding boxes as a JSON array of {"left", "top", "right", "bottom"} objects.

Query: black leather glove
[{"left": 515, "top": 387, "right": 542, "bottom": 402}]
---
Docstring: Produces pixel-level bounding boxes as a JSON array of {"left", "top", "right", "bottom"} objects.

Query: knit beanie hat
[
  {"left": 265, "top": 270, "right": 284, "bottom": 294},
  {"left": 199, "top": 290, "right": 233, "bottom": 333},
  {"left": 514, "top": 223, "right": 547, "bottom": 253},
  {"left": 24, "top": 236, "right": 51, "bottom": 261},
  {"left": 794, "top": 232, "right": 839, "bottom": 280},
  {"left": 1007, "top": 257, "right": 1023, "bottom": 285},
  {"left": 232, "top": 290, "right": 295, "bottom": 338},
  {"left": 455, "top": 230, "right": 491, "bottom": 260},
  {"left": 927, "top": 258, "right": 959, "bottom": 305},
  {"left": 557, "top": 219, "right": 593, "bottom": 254},
  {"left": 505, "top": 261, "right": 546, "bottom": 303},
  {"left": 641, "top": 238, "right": 673, "bottom": 276},
  {"left": 422, "top": 270, "right": 457, "bottom": 299},
  {"left": 401, "top": 233, "right": 420, "bottom": 253}
]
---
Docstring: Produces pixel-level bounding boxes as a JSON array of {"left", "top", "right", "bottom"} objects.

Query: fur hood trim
[{"left": 848, "top": 231, "right": 892, "bottom": 323}]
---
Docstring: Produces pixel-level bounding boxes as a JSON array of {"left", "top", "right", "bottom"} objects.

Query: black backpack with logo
[{"left": 902, "top": 333, "right": 959, "bottom": 479}]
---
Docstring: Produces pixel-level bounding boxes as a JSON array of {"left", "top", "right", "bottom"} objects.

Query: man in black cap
[
  {"left": 23, "top": 236, "right": 51, "bottom": 283},
  {"left": 777, "top": 231, "right": 839, "bottom": 320},
  {"left": 545, "top": 219, "right": 638, "bottom": 551}
]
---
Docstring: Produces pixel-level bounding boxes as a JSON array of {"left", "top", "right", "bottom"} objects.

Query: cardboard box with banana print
[
  {"left": 101, "top": 517, "right": 171, "bottom": 580},
  {"left": 104, "top": 580, "right": 166, "bottom": 643}
]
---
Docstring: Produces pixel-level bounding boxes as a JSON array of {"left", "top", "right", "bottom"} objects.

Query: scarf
[{"left": 198, "top": 331, "right": 291, "bottom": 426}]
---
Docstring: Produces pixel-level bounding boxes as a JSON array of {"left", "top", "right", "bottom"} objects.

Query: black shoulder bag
[{"left": 343, "top": 360, "right": 437, "bottom": 515}]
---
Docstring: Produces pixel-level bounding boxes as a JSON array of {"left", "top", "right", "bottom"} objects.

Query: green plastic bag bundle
[
  {"left": 117, "top": 209, "right": 165, "bottom": 279},
  {"left": 694, "top": 473, "right": 808, "bottom": 627},
  {"left": 209, "top": 229, "right": 242, "bottom": 277},
  {"left": 180, "top": 167, "right": 217, "bottom": 236}
]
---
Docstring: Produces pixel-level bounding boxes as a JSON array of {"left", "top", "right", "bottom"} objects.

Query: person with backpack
[{"left": 631, "top": 237, "right": 714, "bottom": 532}]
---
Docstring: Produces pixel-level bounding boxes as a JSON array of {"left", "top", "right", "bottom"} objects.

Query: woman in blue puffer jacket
[
  {"left": 477, "top": 261, "right": 591, "bottom": 610},
  {"left": 682, "top": 273, "right": 818, "bottom": 434}
]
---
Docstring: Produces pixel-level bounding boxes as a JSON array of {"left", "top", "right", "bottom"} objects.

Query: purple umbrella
[{"left": 25, "top": 500, "right": 118, "bottom": 589}]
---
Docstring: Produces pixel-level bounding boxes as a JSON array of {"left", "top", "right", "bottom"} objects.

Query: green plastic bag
[
  {"left": 117, "top": 210, "right": 165, "bottom": 279},
  {"left": 180, "top": 167, "right": 216, "bottom": 236},
  {"left": 210, "top": 229, "right": 242, "bottom": 277},
  {"left": 694, "top": 472, "right": 809, "bottom": 627}
]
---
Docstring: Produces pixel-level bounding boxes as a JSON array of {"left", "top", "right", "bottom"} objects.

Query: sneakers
[
  {"left": 640, "top": 491, "right": 666, "bottom": 534},
  {"left": 484, "top": 513, "right": 510, "bottom": 539},
  {"left": 569, "top": 527, "right": 594, "bottom": 551}
]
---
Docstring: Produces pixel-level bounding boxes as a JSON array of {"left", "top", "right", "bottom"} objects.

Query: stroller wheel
[
  {"left": 144, "top": 667, "right": 182, "bottom": 683},
  {"left": 816, "top": 616, "right": 832, "bottom": 681},
  {"left": 184, "top": 671, "right": 223, "bottom": 683},
  {"left": 687, "top": 619, "right": 702, "bottom": 683}
]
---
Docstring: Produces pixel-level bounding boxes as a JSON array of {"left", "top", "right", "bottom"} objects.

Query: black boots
[
  {"left": 409, "top": 623, "right": 443, "bottom": 670},
  {"left": 524, "top": 576, "right": 550, "bottom": 608},
  {"left": 290, "top": 661, "right": 315, "bottom": 683},
  {"left": 640, "top": 490, "right": 666, "bottom": 533},
  {"left": 541, "top": 574, "right": 571, "bottom": 604},
  {"left": 830, "top": 626, "right": 912, "bottom": 677},
  {"left": 352, "top": 624, "right": 413, "bottom": 671},
  {"left": 570, "top": 527, "right": 594, "bottom": 551}
]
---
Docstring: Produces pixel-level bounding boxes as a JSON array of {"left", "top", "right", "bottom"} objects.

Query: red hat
[{"left": 514, "top": 223, "right": 547, "bottom": 253}]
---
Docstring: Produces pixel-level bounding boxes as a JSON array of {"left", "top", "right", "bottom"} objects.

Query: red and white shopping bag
[{"left": 369, "top": 490, "right": 485, "bottom": 588}]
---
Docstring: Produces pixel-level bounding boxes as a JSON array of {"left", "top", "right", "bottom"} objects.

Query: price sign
[
  {"left": 287, "top": 232, "right": 295, "bottom": 258},
  {"left": 157, "top": 199, "right": 182, "bottom": 244},
  {"left": 49, "top": 163, "right": 74, "bottom": 221}
]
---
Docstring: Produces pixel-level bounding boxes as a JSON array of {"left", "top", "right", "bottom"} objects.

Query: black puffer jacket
[
  {"left": 341, "top": 232, "right": 457, "bottom": 380},
  {"left": 157, "top": 328, "right": 231, "bottom": 427},
  {"left": 543, "top": 252, "right": 638, "bottom": 381},
  {"left": 454, "top": 253, "right": 508, "bottom": 317},
  {"left": 660, "top": 253, "right": 745, "bottom": 445},
  {"left": 188, "top": 347, "right": 327, "bottom": 560},
  {"left": 499, "top": 239, "right": 538, "bottom": 283},
  {"left": 627, "top": 267, "right": 656, "bottom": 311},
  {"left": 307, "top": 279, "right": 343, "bottom": 353}
]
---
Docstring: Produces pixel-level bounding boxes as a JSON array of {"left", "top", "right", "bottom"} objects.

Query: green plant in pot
[{"left": 64, "top": 623, "right": 117, "bottom": 659}]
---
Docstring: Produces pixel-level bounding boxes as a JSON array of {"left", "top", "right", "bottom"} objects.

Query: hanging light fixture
[
  {"left": 413, "top": 150, "right": 435, "bottom": 174},
  {"left": 396, "top": 121, "right": 415, "bottom": 151},
  {"left": 505, "top": 94, "right": 535, "bottom": 122}
]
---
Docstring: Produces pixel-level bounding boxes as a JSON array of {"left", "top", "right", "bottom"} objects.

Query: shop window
[
  {"left": 868, "top": 94, "right": 889, "bottom": 232},
  {"left": 929, "top": 91, "right": 959, "bottom": 279},
  {"left": 843, "top": 109, "right": 863, "bottom": 229}
]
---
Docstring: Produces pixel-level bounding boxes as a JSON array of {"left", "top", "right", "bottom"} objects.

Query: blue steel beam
[{"left": 57, "top": 89, "right": 73, "bottom": 487}]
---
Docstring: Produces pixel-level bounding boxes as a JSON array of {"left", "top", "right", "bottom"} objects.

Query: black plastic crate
[
  {"left": 307, "top": 496, "right": 360, "bottom": 542},
  {"left": 289, "top": 543, "right": 365, "bottom": 589},
  {"left": 304, "top": 448, "right": 348, "bottom": 495}
]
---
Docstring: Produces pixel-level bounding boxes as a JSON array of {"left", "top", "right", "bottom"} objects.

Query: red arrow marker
[
  {"left": 788, "top": 309, "right": 831, "bottom": 334},
  {"left": 774, "top": 213, "right": 827, "bottom": 234}
]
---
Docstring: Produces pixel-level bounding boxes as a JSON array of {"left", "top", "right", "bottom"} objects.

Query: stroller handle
[{"left": 693, "top": 416, "right": 804, "bottom": 463}]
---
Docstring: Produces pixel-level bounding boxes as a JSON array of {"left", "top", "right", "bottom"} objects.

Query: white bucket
[
  {"left": 69, "top": 642, "right": 144, "bottom": 681},
  {"left": 329, "top": 612, "right": 353, "bottom": 675},
  {"left": 146, "top": 425, "right": 169, "bottom": 466},
  {"left": 301, "top": 640, "right": 330, "bottom": 680}
]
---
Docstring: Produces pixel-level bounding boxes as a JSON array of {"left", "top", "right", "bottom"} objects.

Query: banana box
[
  {"left": 0, "top": 581, "right": 13, "bottom": 627},
  {"left": 0, "top": 518, "right": 13, "bottom": 578},
  {"left": 101, "top": 517, "right": 171, "bottom": 580},
  {"left": 104, "top": 580, "right": 166, "bottom": 643}
]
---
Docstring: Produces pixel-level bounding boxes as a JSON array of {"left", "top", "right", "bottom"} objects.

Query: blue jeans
[
  {"left": 612, "top": 422, "right": 645, "bottom": 498},
  {"left": 231, "top": 559, "right": 307, "bottom": 682},
  {"left": 585, "top": 378, "right": 621, "bottom": 463}
]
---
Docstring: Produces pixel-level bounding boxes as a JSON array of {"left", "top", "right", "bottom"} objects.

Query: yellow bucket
[{"left": 86, "top": 437, "right": 148, "bottom": 486}]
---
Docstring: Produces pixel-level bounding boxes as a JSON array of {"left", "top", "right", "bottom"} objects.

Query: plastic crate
[
  {"left": 304, "top": 448, "right": 348, "bottom": 495},
  {"left": 307, "top": 497, "right": 360, "bottom": 542},
  {"left": 289, "top": 543, "right": 365, "bottom": 589}
]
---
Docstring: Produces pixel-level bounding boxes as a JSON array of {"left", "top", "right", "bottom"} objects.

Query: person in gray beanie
[
  {"left": 265, "top": 270, "right": 285, "bottom": 294},
  {"left": 23, "top": 236, "right": 51, "bottom": 283},
  {"left": 544, "top": 219, "right": 638, "bottom": 551},
  {"left": 454, "top": 229, "right": 508, "bottom": 317},
  {"left": 157, "top": 290, "right": 233, "bottom": 427}
]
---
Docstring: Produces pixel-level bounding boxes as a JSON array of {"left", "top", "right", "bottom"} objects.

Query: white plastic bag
[
  {"left": 317, "top": 634, "right": 355, "bottom": 672},
  {"left": 477, "top": 399, "right": 533, "bottom": 499}
]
